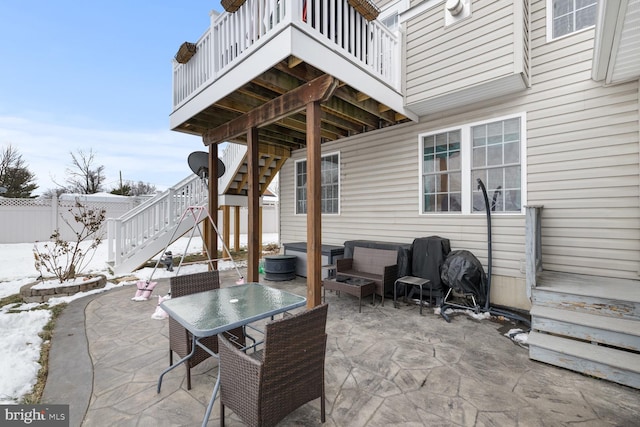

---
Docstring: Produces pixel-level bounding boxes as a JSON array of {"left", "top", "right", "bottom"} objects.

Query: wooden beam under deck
[
  {"left": 190, "top": 59, "right": 411, "bottom": 298},
  {"left": 205, "top": 75, "right": 339, "bottom": 292},
  {"left": 203, "top": 74, "right": 338, "bottom": 146}
]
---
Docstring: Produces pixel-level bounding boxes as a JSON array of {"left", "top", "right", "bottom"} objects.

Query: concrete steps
[{"left": 529, "top": 271, "right": 640, "bottom": 389}]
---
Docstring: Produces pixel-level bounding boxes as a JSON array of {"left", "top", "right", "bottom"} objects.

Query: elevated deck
[{"left": 170, "top": 0, "right": 415, "bottom": 148}]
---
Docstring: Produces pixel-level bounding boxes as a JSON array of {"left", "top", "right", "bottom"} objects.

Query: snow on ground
[{"left": 0, "top": 234, "right": 278, "bottom": 403}]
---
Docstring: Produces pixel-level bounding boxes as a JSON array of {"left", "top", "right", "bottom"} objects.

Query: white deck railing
[{"left": 173, "top": 0, "right": 399, "bottom": 109}]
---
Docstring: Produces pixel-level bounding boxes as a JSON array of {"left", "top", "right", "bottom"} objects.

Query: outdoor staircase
[
  {"left": 220, "top": 143, "right": 289, "bottom": 196},
  {"left": 106, "top": 143, "right": 289, "bottom": 275},
  {"left": 528, "top": 271, "right": 640, "bottom": 389}
]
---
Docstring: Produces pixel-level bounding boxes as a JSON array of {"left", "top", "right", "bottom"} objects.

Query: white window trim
[
  {"left": 418, "top": 112, "right": 527, "bottom": 216},
  {"left": 293, "top": 151, "right": 341, "bottom": 216},
  {"left": 545, "top": 0, "right": 597, "bottom": 43},
  {"left": 378, "top": 0, "right": 409, "bottom": 33}
]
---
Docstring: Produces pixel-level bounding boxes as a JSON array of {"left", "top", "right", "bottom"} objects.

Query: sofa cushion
[
  {"left": 352, "top": 247, "right": 397, "bottom": 276},
  {"left": 343, "top": 240, "right": 412, "bottom": 277}
]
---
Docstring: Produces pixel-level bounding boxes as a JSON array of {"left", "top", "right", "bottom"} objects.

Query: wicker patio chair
[
  {"left": 169, "top": 270, "right": 245, "bottom": 390},
  {"left": 218, "top": 303, "right": 329, "bottom": 427}
]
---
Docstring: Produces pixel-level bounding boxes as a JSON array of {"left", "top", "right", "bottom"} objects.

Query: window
[
  {"left": 471, "top": 118, "right": 521, "bottom": 212},
  {"left": 295, "top": 153, "right": 340, "bottom": 214},
  {"left": 548, "top": 0, "right": 598, "bottom": 40},
  {"left": 420, "top": 114, "right": 525, "bottom": 214},
  {"left": 422, "top": 130, "right": 462, "bottom": 213},
  {"left": 381, "top": 12, "right": 399, "bottom": 32},
  {"left": 379, "top": 0, "right": 409, "bottom": 32}
]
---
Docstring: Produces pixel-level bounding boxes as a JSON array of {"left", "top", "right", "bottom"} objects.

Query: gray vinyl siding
[
  {"left": 280, "top": 0, "right": 640, "bottom": 283},
  {"left": 405, "top": 0, "right": 528, "bottom": 105},
  {"left": 280, "top": 124, "right": 527, "bottom": 279},
  {"left": 526, "top": 0, "right": 640, "bottom": 279}
]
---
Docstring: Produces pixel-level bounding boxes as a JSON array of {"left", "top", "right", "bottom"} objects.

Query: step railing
[
  {"left": 106, "top": 175, "right": 208, "bottom": 269},
  {"left": 107, "top": 143, "right": 251, "bottom": 273},
  {"left": 173, "top": 0, "right": 399, "bottom": 109}
]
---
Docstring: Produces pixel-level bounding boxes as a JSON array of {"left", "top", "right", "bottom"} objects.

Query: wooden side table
[{"left": 393, "top": 276, "right": 432, "bottom": 315}]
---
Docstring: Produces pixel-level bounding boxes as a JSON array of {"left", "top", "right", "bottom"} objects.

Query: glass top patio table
[
  {"left": 157, "top": 282, "right": 307, "bottom": 427},
  {"left": 160, "top": 282, "right": 307, "bottom": 337}
]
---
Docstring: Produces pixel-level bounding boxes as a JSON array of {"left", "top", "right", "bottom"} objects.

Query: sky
[{"left": 0, "top": 1, "right": 226, "bottom": 195}]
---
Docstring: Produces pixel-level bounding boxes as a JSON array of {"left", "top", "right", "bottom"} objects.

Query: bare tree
[
  {"left": 130, "top": 180, "right": 157, "bottom": 196},
  {"left": 0, "top": 144, "right": 38, "bottom": 198},
  {"left": 64, "top": 149, "right": 106, "bottom": 194},
  {"left": 39, "top": 188, "right": 67, "bottom": 199}
]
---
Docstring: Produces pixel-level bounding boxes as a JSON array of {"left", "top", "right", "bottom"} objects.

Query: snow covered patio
[{"left": 43, "top": 269, "right": 640, "bottom": 426}]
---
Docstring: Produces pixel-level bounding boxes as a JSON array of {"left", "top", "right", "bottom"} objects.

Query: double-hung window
[
  {"left": 295, "top": 152, "right": 340, "bottom": 214},
  {"left": 547, "top": 0, "right": 598, "bottom": 40},
  {"left": 422, "top": 130, "right": 462, "bottom": 213},
  {"left": 471, "top": 117, "right": 522, "bottom": 212},
  {"left": 420, "top": 114, "right": 525, "bottom": 214}
]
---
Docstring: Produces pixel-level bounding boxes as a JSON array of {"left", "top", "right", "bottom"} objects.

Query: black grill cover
[
  {"left": 410, "top": 236, "right": 451, "bottom": 291},
  {"left": 440, "top": 250, "right": 487, "bottom": 305}
]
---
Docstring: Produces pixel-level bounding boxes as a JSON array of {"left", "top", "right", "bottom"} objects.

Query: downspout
[
  {"left": 476, "top": 178, "right": 492, "bottom": 311},
  {"left": 477, "top": 178, "right": 531, "bottom": 327}
]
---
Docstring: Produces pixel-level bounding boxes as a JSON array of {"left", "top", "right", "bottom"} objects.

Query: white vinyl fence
[
  {"left": 0, "top": 195, "right": 279, "bottom": 244},
  {"left": 0, "top": 195, "right": 146, "bottom": 244}
]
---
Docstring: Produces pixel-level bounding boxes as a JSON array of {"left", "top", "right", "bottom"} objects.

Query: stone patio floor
[{"left": 42, "top": 269, "right": 640, "bottom": 426}]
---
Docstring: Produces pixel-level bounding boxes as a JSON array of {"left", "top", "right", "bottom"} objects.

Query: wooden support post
[
  {"left": 234, "top": 206, "right": 241, "bottom": 252},
  {"left": 259, "top": 206, "right": 263, "bottom": 255},
  {"left": 203, "top": 220, "right": 209, "bottom": 258},
  {"left": 306, "top": 101, "right": 322, "bottom": 308},
  {"left": 203, "top": 75, "right": 338, "bottom": 146},
  {"left": 222, "top": 205, "right": 231, "bottom": 258},
  {"left": 247, "top": 127, "right": 260, "bottom": 282},
  {"left": 208, "top": 145, "right": 219, "bottom": 271}
]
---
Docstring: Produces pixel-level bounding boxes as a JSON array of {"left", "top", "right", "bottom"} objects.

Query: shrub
[{"left": 33, "top": 201, "right": 106, "bottom": 283}]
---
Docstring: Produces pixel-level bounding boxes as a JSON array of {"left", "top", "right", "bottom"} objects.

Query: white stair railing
[
  {"left": 219, "top": 143, "right": 247, "bottom": 193},
  {"left": 106, "top": 143, "right": 257, "bottom": 275},
  {"left": 107, "top": 175, "right": 208, "bottom": 274}
]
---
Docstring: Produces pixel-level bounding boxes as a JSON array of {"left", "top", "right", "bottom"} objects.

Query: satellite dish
[{"left": 188, "top": 151, "right": 225, "bottom": 179}]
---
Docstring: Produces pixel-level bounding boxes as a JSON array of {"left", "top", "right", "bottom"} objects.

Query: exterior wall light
[
  {"left": 446, "top": 0, "right": 464, "bottom": 16},
  {"left": 445, "top": 0, "right": 472, "bottom": 26}
]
